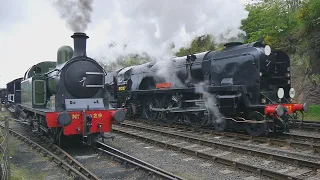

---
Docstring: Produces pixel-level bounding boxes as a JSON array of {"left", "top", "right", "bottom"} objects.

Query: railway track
[
  {"left": 0, "top": 114, "right": 99, "bottom": 180},
  {"left": 2, "top": 112, "right": 185, "bottom": 180},
  {"left": 291, "top": 120, "right": 320, "bottom": 132},
  {"left": 132, "top": 119, "right": 320, "bottom": 146},
  {"left": 94, "top": 141, "right": 185, "bottom": 180},
  {"left": 162, "top": 123, "right": 320, "bottom": 152},
  {"left": 112, "top": 121, "right": 320, "bottom": 180}
]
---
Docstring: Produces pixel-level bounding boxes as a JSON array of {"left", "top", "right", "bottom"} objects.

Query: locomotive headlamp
[
  {"left": 261, "top": 98, "right": 266, "bottom": 104},
  {"left": 275, "top": 105, "right": 285, "bottom": 117},
  {"left": 264, "top": 45, "right": 271, "bottom": 56},
  {"left": 277, "top": 88, "right": 284, "bottom": 99},
  {"left": 286, "top": 73, "right": 290, "bottom": 77},
  {"left": 289, "top": 88, "right": 295, "bottom": 98},
  {"left": 302, "top": 103, "right": 309, "bottom": 112}
]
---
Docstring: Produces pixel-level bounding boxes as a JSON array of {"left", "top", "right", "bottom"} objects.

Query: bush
[{"left": 303, "top": 104, "right": 320, "bottom": 121}]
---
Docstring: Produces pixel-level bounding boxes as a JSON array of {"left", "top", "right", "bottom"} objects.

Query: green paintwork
[
  {"left": 33, "top": 79, "right": 46, "bottom": 106},
  {"left": 21, "top": 78, "right": 32, "bottom": 107},
  {"left": 20, "top": 45, "right": 73, "bottom": 110},
  {"left": 57, "top": 46, "right": 73, "bottom": 65},
  {"left": 24, "top": 61, "right": 56, "bottom": 80},
  {"left": 21, "top": 75, "right": 47, "bottom": 108},
  {"left": 47, "top": 77, "right": 57, "bottom": 95}
]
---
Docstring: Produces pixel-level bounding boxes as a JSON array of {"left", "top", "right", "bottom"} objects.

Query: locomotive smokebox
[{"left": 71, "top": 32, "right": 89, "bottom": 58}]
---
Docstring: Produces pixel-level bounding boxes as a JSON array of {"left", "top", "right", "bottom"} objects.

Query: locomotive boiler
[
  {"left": 15, "top": 32, "right": 125, "bottom": 145},
  {"left": 108, "top": 41, "right": 308, "bottom": 136}
]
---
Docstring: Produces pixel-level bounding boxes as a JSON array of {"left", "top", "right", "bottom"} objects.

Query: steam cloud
[
  {"left": 153, "top": 59, "right": 186, "bottom": 88},
  {"left": 195, "top": 82, "right": 223, "bottom": 124},
  {"left": 86, "top": 0, "right": 249, "bottom": 64},
  {"left": 53, "top": 0, "right": 94, "bottom": 32}
]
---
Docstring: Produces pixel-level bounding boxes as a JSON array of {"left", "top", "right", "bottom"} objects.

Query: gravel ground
[
  {"left": 64, "top": 145, "right": 162, "bottom": 180},
  {"left": 130, "top": 122, "right": 320, "bottom": 160},
  {"left": 289, "top": 129, "right": 320, "bottom": 139},
  {"left": 113, "top": 125, "right": 320, "bottom": 180},
  {"left": 8, "top": 134, "right": 73, "bottom": 180},
  {"left": 106, "top": 130, "right": 271, "bottom": 180}
]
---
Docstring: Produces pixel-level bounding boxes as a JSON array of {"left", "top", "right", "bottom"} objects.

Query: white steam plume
[
  {"left": 153, "top": 59, "right": 186, "bottom": 88},
  {"left": 85, "top": 0, "right": 249, "bottom": 64},
  {"left": 195, "top": 82, "right": 223, "bottom": 124}
]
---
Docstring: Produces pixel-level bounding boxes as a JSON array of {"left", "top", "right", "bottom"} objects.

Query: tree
[
  {"left": 240, "top": 0, "right": 300, "bottom": 50},
  {"left": 175, "top": 34, "right": 216, "bottom": 57}
]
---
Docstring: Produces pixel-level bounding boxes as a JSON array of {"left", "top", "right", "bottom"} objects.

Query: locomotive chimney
[{"left": 71, "top": 32, "right": 89, "bottom": 57}]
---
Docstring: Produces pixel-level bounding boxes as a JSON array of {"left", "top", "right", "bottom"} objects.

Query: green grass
[{"left": 299, "top": 104, "right": 320, "bottom": 121}]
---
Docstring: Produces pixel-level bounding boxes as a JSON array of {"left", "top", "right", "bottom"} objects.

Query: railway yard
[
  {"left": 2, "top": 1, "right": 320, "bottom": 179},
  {"left": 1, "top": 109, "right": 319, "bottom": 180}
]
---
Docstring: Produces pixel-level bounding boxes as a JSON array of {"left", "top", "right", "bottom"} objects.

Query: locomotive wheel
[
  {"left": 176, "top": 113, "right": 191, "bottom": 124},
  {"left": 163, "top": 113, "right": 179, "bottom": 123},
  {"left": 142, "top": 98, "right": 158, "bottom": 120},
  {"left": 160, "top": 94, "right": 182, "bottom": 123},
  {"left": 190, "top": 113, "right": 207, "bottom": 127},
  {"left": 244, "top": 111, "right": 267, "bottom": 136}
]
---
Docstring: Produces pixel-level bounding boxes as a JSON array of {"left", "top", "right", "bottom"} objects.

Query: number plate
[
  {"left": 285, "top": 105, "right": 292, "bottom": 112},
  {"left": 118, "top": 86, "right": 126, "bottom": 91}
]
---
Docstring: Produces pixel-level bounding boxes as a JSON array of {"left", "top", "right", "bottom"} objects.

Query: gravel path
[
  {"left": 106, "top": 131, "right": 271, "bottom": 180},
  {"left": 9, "top": 133, "right": 72, "bottom": 180},
  {"left": 129, "top": 121, "right": 320, "bottom": 160},
  {"left": 289, "top": 129, "right": 320, "bottom": 139},
  {"left": 64, "top": 145, "right": 163, "bottom": 180},
  {"left": 112, "top": 125, "right": 320, "bottom": 180}
]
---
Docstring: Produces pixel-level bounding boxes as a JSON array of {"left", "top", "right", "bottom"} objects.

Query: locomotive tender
[
  {"left": 9, "top": 32, "right": 125, "bottom": 145},
  {"left": 107, "top": 41, "right": 309, "bottom": 136}
]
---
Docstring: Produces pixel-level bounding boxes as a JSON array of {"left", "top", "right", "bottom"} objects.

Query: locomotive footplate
[{"left": 150, "top": 107, "right": 207, "bottom": 113}]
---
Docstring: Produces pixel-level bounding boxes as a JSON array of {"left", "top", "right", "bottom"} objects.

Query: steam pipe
[{"left": 71, "top": 32, "right": 89, "bottom": 57}]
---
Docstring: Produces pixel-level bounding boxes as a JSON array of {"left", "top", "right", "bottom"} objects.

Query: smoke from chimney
[{"left": 53, "top": 0, "right": 94, "bottom": 32}]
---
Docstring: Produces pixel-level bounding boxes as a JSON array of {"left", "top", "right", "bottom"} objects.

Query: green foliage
[
  {"left": 303, "top": 105, "right": 320, "bottom": 121},
  {"left": 240, "top": 0, "right": 301, "bottom": 50},
  {"left": 175, "top": 35, "right": 216, "bottom": 57},
  {"left": 99, "top": 53, "right": 152, "bottom": 72},
  {"left": 297, "top": 0, "right": 320, "bottom": 30},
  {"left": 240, "top": 0, "right": 320, "bottom": 88}
]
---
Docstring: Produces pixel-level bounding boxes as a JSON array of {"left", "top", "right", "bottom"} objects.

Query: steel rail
[
  {"left": 134, "top": 119, "right": 320, "bottom": 144},
  {"left": 0, "top": 123, "right": 98, "bottom": 180},
  {"left": 95, "top": 142, "right": 186, "bottom": 180},
  {"left": 0, "top": 113, "right": 100, "bottom": 180},
  {"left": 112, "top": 126, "right": 305, "bottom": 180},
  {"left": 118, "top": 122, "right": 320, "bottom": 170}
]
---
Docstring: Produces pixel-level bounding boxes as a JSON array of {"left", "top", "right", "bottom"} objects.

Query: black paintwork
[
  {"left": 6, "top": 77, "right": 23, "bottom": 104},
  {"left": 46, "top": 33, "right": 109, "bottom": 111},
  {"left": 107, "top": 41, "right": 292, "bottom": 122}
]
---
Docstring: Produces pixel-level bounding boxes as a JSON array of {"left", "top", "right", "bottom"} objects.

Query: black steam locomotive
[
  {"left": 5, "top": 32, "right": 125, "bottom": 145},
  {"left": 106, "top": 41, "right": 309, "bottom": 136}
]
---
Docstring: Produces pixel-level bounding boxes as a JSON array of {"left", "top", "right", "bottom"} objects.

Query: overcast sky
[{"left": 0, "top": 0, "right": 249, "bottom": 88}]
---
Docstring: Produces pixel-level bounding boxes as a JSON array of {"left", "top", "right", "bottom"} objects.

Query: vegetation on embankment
[{"left": 303, "top": 105, "right": 320, "bottom": 121}]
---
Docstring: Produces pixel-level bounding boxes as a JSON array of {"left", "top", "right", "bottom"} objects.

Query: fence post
[{"left": 4, "top": 116, "right": 10, "bottom": 180}]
